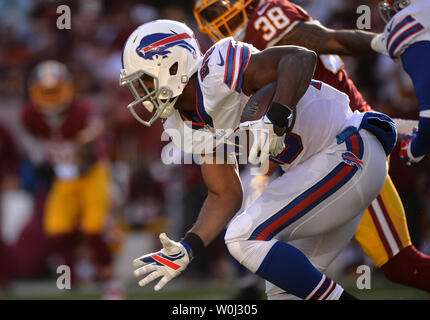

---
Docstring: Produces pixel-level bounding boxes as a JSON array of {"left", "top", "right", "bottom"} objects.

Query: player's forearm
[
  {"left": 188, "top": 159, "right": 243, "bottom": 247},
  {"left": 272, "top": 47, "right": 317, "bottom": 109},
  {"left": 188, "top": 190, "right": 242, "bottom": 246},
  {"left": 282, "top": 22, "right": 376, "bottom": 56},
  {"left": 76, "top": 142, "right": 97, "bottom": 174},
  {"left": 329, "top": 29, "right": 376, "bottom": 56}
]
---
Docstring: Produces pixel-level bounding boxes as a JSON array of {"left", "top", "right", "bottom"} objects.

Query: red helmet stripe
[{"left": 140, "top": 33, "right": 191, "bottom": 53}]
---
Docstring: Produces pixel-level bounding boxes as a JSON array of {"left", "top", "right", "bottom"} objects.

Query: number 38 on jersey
[{"left": 254, "top": 7, "right": 291, "bottom": 41}]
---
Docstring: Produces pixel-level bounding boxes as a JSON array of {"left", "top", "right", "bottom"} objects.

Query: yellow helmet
[
  {"left": 29, "top": 60, "right": 74, "bottom": 115},
  {"left": 193, "top": 0, "right": 256, "bottom": 42}
]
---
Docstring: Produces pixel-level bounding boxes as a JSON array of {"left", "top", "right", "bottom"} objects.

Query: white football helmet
[{"left": 120, "top": 19, "right": 203, "bottom": 126}]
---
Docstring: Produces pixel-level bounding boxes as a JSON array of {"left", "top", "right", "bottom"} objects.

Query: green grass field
[{"left": 1, "top": 274, "right": 429, "bottom": 300}]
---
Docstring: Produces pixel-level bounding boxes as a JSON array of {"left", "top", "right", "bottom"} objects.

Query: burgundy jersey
[
  {"left": 242, "top": 0, "right": 372, "bottom": 112},
  {"left": 21, "top": 100, "right": 99, "bottom": 173},
  {"left": 21, "top": 100, "right": 95, "bottom": 140}
]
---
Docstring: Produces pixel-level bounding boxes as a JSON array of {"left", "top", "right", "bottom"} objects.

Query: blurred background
[{"left": 0, "top": 0, "right": 429, "bottom": 300}]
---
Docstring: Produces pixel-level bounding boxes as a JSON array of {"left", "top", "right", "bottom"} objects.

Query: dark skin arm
[
  {"left": 280, "top": 21, "right": 376, "bottom": 56},
  {"left": 188, "top": 155, "right": 243, "bottom": 246},
  {"left": 243, "top": 45, "right": 317, "bottom": 133},
  {"left": 75, "top": 120, "right": 104, "bottom": 175}
]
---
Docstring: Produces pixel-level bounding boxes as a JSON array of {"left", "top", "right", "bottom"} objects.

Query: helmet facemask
[
  {"left": 378, "top": 0, "right": 411, "bottom": 23},
  {"left": 194, "top": 0, "right": 253, "bottom": 42},
  {"left": 120, "top": 69, "right": 179, "bottom": 127}
]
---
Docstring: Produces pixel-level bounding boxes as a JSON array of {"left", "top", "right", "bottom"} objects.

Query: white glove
[
  {"left": 240, "top": 115, "right": 286, "bottom": 164},
  {"left": 133, "top": 233, "right": 191, "bottom": 291},
  {"left": 392, "top": 118, "right": 419, "bottom": 135},
  {"left": 400, "top": 128, "right": 425, "bottom": 165},
  {"left": 371, "top": 33, "right": 389, "bottom": 56}
]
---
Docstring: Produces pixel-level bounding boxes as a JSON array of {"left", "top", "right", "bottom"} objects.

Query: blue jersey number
[{"left": 271, "top": 133, "right": 303, "bottom": 164}]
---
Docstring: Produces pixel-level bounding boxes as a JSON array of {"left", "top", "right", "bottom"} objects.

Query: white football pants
[{"left": 225, "top": 128, "right": 388, "bottom": 299}]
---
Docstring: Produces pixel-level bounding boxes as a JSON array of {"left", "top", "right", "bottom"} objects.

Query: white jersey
[
  {"left": 163, "top": 37, "right": 256, "bottom": 155},
  {"left": 270, "top": 80, "right": 357, "bottom": 172},
  {"left": 164, "top": 38, "right": 356, "bottom": 167},
  {"left": 382, "top": 0, "right": 430, "bottom": 59}
]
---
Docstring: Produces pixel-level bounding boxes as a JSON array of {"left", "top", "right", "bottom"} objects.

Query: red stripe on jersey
[
  {"left": 386, "top": 16, "right": 415, "bottom": 49},
  {"left": 195, "top": 85, "right": 206, "bottom": 125},
  {"left": 234, "top": 45, "right": 244, "bottom": 91},
  {"left": 179, "top": 112, "right": 205, "bottom": 127},
  {"left": 350, "top": 134, "right": 361, "bottom": 157},
  {"left": 224, "top": 41, "right": 232, "bottom": 83},
  {"left": 318, "top": 280, "right": 334, "bottom": 300},
  {"left": 389, "top": 22, "right": 424, "bottom": 56},
  {"left": 229, "top": 45, "right": 238, "bottom": 90},
  {"left": 323, "top": 281, "right": 337, "bottom": 300},
  {"left": 235, "top": 45, "right": 251, "bottom": 92},
  {"left": 255, "top": 165, "right": 355, "bottom": 241},
  {"left": 307, "top": 275, "right": 326, "bottom": 300}
]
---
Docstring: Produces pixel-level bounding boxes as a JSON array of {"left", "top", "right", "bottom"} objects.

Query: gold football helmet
[
  {"left": 193, "top": 0, "right": 256, "bottom": 42},
  {"left": 29, "top": 60, "right": 74, "bottom": 115}
]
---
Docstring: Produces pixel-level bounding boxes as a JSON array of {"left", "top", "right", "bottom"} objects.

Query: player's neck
[{"left": 175, "top": 73, "right": 197, "bottom": 112}]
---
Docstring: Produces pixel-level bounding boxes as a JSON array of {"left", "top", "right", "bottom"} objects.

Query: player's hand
[
  {"left": 371, "top": 33, "right": 389, "bottom": 56},
  {"left": 133, "top": 233, "right": 191, "bottom": 291},
  {"left": 400, "top": 128, "right": 425, "bottom": 165},
  {"left": 240, "top": 115, "right": 286, "bottom": 164}
]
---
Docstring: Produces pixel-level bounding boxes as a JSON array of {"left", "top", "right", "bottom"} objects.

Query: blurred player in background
[
  {"left": 193, "top": 0, "right": 430, "bottom": 295},
  {"left": 20, "top": 61, "right": 123, "bottom": 299},
  {"left": 373, "top": 0, "right": 430, "bottom": 165}
]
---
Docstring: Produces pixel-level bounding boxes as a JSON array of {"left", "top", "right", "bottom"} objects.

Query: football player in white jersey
[
  {"left": 373, "top": 0, "right": 430, "bottom": 164},
  {"left": 121, "top": 19, "right": 396, "bottom": 300}
]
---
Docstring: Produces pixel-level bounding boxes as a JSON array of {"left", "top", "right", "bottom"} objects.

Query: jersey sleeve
[
  {"left": 383, "top": 3, "right": 430, "bottom": 59},
  {"left": 244, "top": 0, "right": 311, "bottom": 50},
  {"left": 222, "top": 39, "right": 253, "bottom": 93},
  {"left": 199, "top": 38, "right": 256, "bottom": 115},
  {"left": 167, "top": 38, "right": 256, "bottom": 155}
]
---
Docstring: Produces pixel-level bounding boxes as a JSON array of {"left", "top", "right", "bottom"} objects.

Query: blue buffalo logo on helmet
[{"left": 136, "top": 32, "right": 197, "bottom": 60}]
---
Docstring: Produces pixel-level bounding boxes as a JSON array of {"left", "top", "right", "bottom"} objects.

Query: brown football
[{"left": 240, "top": 81, "right": 276, "bottom": 122}]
